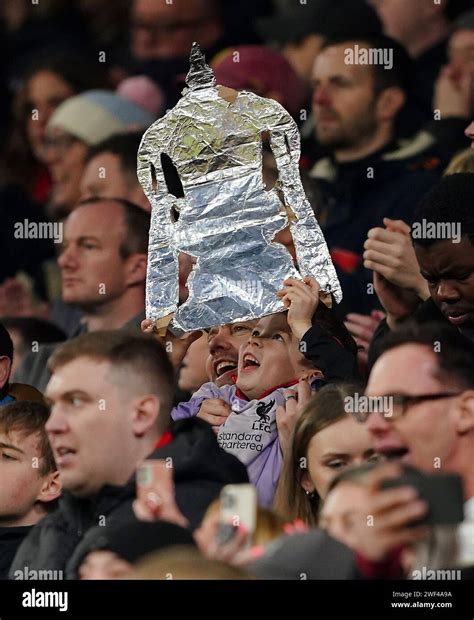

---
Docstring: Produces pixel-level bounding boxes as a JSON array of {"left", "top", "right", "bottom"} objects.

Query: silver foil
[{"left": 138, "top": 43, "right": 342, "bottom": 333}]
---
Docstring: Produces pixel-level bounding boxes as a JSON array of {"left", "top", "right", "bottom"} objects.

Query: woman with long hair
[{"left": 274, "top": 382, "right": 381, "bottom": 526}]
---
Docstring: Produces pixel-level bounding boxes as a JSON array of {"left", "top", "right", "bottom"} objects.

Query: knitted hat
[
  {"left": 117, "top": 76, "right": 165, "bottom": 118},
  {"left": 47, "top": 90, "right": 155, "bottom": 146},
  {"left": 213, "top": 45, "right": 309, "bottom": 117}
]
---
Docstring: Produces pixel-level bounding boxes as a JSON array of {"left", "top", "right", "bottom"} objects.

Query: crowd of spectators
[{"left": 0, "top": 0, "right": 473, "bottom": 591}]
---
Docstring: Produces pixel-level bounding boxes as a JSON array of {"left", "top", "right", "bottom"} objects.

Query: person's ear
[
  {"left": 131, "top": 394, "right": 161, "bottom": 437},
  {"left": 124, "top": 253, "right": 147, "bottom": 287},
  {"left": 37, "top": 470, "right": 62, "bottom": 504},
  {"left": 0, "top": 356, "right": 11, "bottom": 390},
  {"left": 300, "top": 472, "right": 316, "bottom": 494},
  {"left": 375, "top": 87, "right": 406, "bottom": 122},
  {"left": 454, "top": 390, "right": 474, "bottom": 435}
]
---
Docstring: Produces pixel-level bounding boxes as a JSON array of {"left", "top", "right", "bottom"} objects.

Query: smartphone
[
  {"left": 381, "top": 468, "right": 464, "bottom": 526},
  {"left": 136, "top": 459, "right": 173, "bottom": 509},
  {"left": 217, "top": 484, "right": 257, "bottom": 546}
]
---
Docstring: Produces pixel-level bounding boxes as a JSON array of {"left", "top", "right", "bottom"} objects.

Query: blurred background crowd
[{"left": 0, "top": 0, "right": 474, "bottom": 588}]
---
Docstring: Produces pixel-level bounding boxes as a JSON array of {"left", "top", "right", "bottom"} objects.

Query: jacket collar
[{"left": 309, "top": 132, "right": 435, "bottom": 181}]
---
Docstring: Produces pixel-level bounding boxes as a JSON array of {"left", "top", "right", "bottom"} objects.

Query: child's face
[{"left": 236, "top": 313, "right": 308, "bottom": 400}]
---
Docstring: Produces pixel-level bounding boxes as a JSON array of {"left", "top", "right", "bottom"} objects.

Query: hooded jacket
[{"left": 10, "top": 418, "right": 248, "bottom": 578}]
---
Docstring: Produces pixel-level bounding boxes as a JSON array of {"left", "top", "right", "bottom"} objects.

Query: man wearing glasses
[
  {"left": 129, "top": 0, "right": 228, "bottom": 107},
  {"left": 131, "top": 0, "right": 223, "bottom": 61},
  {"left": 349, "top": 322, "right": 474, "bottom": 564}
]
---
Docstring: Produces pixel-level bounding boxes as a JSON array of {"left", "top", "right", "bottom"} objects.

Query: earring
[{"left": 305, "top": 490, "right": 315, "bottom": 499}]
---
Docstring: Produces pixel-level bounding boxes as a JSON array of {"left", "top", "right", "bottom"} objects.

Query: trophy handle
[{"left": 152, "top": 313, "right": 174, "bottom": 337}]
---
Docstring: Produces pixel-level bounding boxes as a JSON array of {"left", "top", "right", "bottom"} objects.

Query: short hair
[
  {"left": 411, "top": 173, "right": 474, "bottom": 247},
  {"left": 320, "top": 34, "right": 414, "bottom": 95},
  {"left": 0, "top": 322, "right": 13, "bottom": 362},
  {"left": 2, "top": 318, "right": 66, "bottom": 357},
  {"left": 84, "top": 131, "right": 143, "bottom": 186},
  {"left": 0, "top": 401, "right": 56, "bottom": 476},
  {"left": 375, "top": 322, "right": 474, "bottom": 391},
  {"left": 48, "top": 331, "right": 175, "bottom": 425},
  {"left": 132, "top": 546, "right": 251, "bottom": 580},
  {"left": 77, "top": 196, "right": 150, "bottom": 257}
]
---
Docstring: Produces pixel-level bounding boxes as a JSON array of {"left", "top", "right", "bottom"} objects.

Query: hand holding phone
[
  {"left": 381, "top": 468, "right": 464, "bottom": 526},
  {"left": 217, "top": 484, "right": 257, "bottom": 547},
  {"left": 134, "top": 459, "right": 189, "bottom": 528}
]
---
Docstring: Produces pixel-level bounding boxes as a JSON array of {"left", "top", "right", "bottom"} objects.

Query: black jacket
[
  {"left": 14, "top": 312, "right": 145, "bottom": 392},
  {"left": 10, "top": 418, "right": 248, "bottom": 579},
  {"left": 0, "top": 526, "right": 32, "bottom": 579},
  {"left": 310, "top": 141, "right": 441, "bottom": 315},
  {"left": 367, "top": 298, "right": 456, "bottom": 370}
]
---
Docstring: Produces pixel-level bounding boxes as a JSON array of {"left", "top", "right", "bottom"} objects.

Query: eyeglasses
[
  {"left": 42, "top": 134, "right": 80, "bottom": 155},
  {"left": 355, "top": 392, "right": 462, "bottom": 423},
  {"left": 131, "top": 17, "right": 206, "bottom": 36}
]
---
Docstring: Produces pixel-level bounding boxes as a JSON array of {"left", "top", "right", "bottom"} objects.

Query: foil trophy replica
[{"left": 138, "top": 43, "right": 342, "bottom": 335}]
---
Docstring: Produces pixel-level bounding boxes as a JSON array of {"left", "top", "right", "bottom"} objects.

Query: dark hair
[
  {"left": 20, "top": 52, "right": 107, "bottom": 96},
  {"left": 2, "top": 51, "right": 107, "bottom": 189},
  {"left": 411, "top": 173, "right": 474, "bottom": 248},
  {"left": 0, "top": 323, "right": 14, "bottom": 399},
  {"left": 77, "top": 196, "right": 150, "bottom": 258},
  {"left": 0, "top": 401, "right": 56, "bottom": 476},
  {"left": 2, "top": 318, "right": 66, "bottom": 357},
  {"left": 85, "top": 131, "right": 144, "bottom": 186},
  {"left": 274, "top": 382, "right": 364, "bottom": 526},
  {"left": 375, "top": 322, "right": 474, "bottom": 390},
  {"left": 321, "top": 34, "right": 414, "bottom": 95},
  {"left": 48, "top": 331, "right": 175, "bottom": 425}
]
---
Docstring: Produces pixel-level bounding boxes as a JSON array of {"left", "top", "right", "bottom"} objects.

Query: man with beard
[{"left": 309, "top": 35, "right": 441, "bottom": 315}]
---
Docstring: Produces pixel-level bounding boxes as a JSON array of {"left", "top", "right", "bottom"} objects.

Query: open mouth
[
  {"left": 242, "top": 353, "right": 261, "bottom": 370},
  {"left": 445, "top": 311, "right": 470, "bottom": 326},
  {"left": 213, "top": 359, "right": 238, "bottom": 378},
  {"left": 379, "top": 446, "right": 409, "bottom": 461},
  {"left": 54, "top": 447, "right": 76, "bottom": 465}
]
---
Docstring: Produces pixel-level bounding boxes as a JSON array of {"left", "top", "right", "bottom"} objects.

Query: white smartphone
[{"left": 217, "top": 484, "right": 257, "bottom": 545}]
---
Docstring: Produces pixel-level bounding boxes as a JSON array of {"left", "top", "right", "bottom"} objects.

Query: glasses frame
[{"left": 355, "top": 392, "right": 462, "bottom": 423}]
